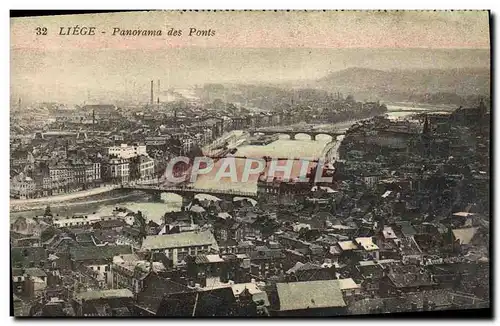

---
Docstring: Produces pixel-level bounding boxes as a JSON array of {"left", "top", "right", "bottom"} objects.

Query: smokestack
[
  {"left": 150, "top": 80, "right": 154, "bottom": 105},
  {"left": 157, "top": 79, "right": 160, "bottom": 105}
]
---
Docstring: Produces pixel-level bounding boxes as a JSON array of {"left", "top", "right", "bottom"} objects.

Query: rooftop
[
  {"left": 194, "top": 254, "right": 225, "bottom": 264},
  {"left": 382, "top": 226, "right": 398, "bottom": 240},
  {"left": 338, "top": 240, "right": 358, "bottom": 251},
  {"left": 336, "top": 278, "right": 361, "bottom": 290},
  {"left": 70, "top": 245, "right": 132, "bottom": 261},
  {"left": 276, "top": 280, "right": 346, "bottom": 311},
  {"left": 355, "top": 237, "right": 379, "bottom": 251},
  {"left": 141, "top": 231, "right": 218, "bottom": 251},
  {"left": 452, "top": 227, "right": 479, "bottom": 245},
  {"left": 74, "top": 289, "right": 133, "bottom": 302}
]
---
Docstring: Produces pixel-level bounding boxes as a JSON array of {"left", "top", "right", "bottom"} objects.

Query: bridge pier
[
  {"left": 311, "top": 134, "right": 317, "bottom": 141},
  {"left": 182, "top": 194, "right": 194, "bottom": 208},
  {"left": 151, "top": 192, "right": 162, "bottom": 202},
  {"left": 289, "top": 133, "right": 296, "bottom": 140}
]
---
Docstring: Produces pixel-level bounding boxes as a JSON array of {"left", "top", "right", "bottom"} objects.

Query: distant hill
[
  {"left": 315, "top": 67, "right": 490, "bottom": 103},
  {"left": 196, "top": 67, "right": 490, "bottom": 109}
]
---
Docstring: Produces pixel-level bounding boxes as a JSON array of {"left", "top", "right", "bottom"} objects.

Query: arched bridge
[
  {"left": 206, "top": 155, "right": 321, "bottom": 163},
  {"left": 248, "top": 128, "right": 344, "bottom": 141},
  {"left": 121, "top": 183, "right": 258, "bottom": 204}
]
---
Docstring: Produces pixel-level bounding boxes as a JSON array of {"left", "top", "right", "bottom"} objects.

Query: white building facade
[{"left": 107, "top": 144, "right": 147, "bottom": 159}]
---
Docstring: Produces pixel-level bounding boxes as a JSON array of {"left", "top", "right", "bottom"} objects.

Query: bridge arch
[
  {"left": 147, "top": 190, "right": 189, "bottom": 205},
  {"left": 294, "top": 132, "right": 313, "bottom": 140},
  {"left": 250, "top": 131, "right": 265, "bottom": 137},
  {"left": 162, "top": 192, "right": 184, "bottom": 202},
  {"left": 275, "top": 133, "right": 292, "bottom": 140},
  {"left": 194, "top": 193, "right": 223, "bottom": 202},
  {"left": 313, "top": 133, "right": 334, "bottom": 141}
]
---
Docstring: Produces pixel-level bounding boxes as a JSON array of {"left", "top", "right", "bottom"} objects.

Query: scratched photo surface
[{"left": 10, "top": 11, "right": 490, "bottom": 317}]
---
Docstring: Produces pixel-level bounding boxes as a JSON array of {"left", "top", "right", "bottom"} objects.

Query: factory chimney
[
  {"left": 150, "top": 80, "right": 154, "bottom": 105},
  {"left": 157, "top": 79, "right": 160, "bottom": 105}
]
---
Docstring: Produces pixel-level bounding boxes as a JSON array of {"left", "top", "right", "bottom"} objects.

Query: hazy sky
[{"left": 10, "top": 11, "right": 490, "bottom": 104}]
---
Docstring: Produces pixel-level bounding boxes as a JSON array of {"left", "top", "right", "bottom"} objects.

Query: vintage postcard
[{"left": 10, "top": 10, "right": 490, "bottom": 317}]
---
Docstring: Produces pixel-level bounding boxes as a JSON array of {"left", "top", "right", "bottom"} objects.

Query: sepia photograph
[{"left": 9, "top": 10, "right": 491, "bottom": 317}]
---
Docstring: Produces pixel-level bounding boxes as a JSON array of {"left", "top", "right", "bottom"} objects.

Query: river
[{"left": 11, "top": 104, "right": 446, "bottom": 225}]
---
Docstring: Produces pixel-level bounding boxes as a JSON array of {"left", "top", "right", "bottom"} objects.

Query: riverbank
[
  {"left": 385, "top": 101, "right": 457, "bottom": 110},
  {"left": 10, "top": 185, "right": 120, "bottom": 212},
  {"left": 11, "top": 193, "right": 140, "bottom": 214}
]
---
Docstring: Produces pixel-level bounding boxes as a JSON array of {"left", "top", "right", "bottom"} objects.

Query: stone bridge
[
  {"left": 121, "top": 183, "right": 257, "bottom": 205},
  {"left": 206, "top": 155, "right": 320, "bottom": 162},
  {"left": 248, "top": 128, "right": 344, "bottom": 141}
]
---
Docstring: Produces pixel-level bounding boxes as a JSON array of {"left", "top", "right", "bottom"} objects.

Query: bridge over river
[
  {"left": 121, "top": 181, "right": 258, "bottom": 205},
  {"left": 249, "top": 127, "right": 345, "bottom": 141}
]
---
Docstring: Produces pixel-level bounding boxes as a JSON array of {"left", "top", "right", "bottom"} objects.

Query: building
[
  {"left": 11, "top": 149, "right": 35, "bottom": 169},
  {"left": 269, "top": 280, "right": 347, "bottom": 316},
  {"left": 181, "top": 137, "right": 195, "bottom": 155},
  {"left": 135, "top": 273, "right": 194, "bottom": 316},
  {"left": 52, "top": 214, "right": 103, "bottom": 228},
  {"left": 12, "top": 267, "right": 48, "bottom": 296},
  {"left": 155, "top": 286, "right": 238, "bottom": 316},
  {"left": 186, "top": 253, "right": 251, "bottom": 287},
  {"left": 10, "top": 172, "right": 36, "bottom": 199},
  {"left": 22, "top": 267, "right": 49, "bottom": 298},
  {"left": 336, "top": 278, "right": 362, "bottom": 297},
  {"left": 249, "top": 246, "right": 286, "bottom": 279},
  {"left": 104, "top": 158, "right": 130, "bottom": 184},
  {"left": 190, "top": 118, "right": 224, "bottom": 139},
  {"left": 379, "top": 264, "right": 437, "bottom": 296},
  {"left": 140, "top": 231, "right": 219, "bottom": 267},
  {"left": 85, "top": 162, "right": 101, "bottom": 185},
  {"left": 285, "top": 262, "right": 336, "bottom": 282},
  {"left": 231, "top": 281, "right": 270, "bottom": 312},
  {"left": 11, "top": 246, "right": 48, "bottom": 268},
  {"left": 112, "top": 253, "right": 166, "bottom": 294},
  {"left": 69, "top": 245, "right": 132, "bottom": 287},
  {"left": 130, "top": 155, "right": 155, "bottom": 181},
  {"left": 107, "top": 144, "right": 147, "bottom": 159},
  {"left": 72, "top": 289, "right": 134, "bottom": 316}
]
